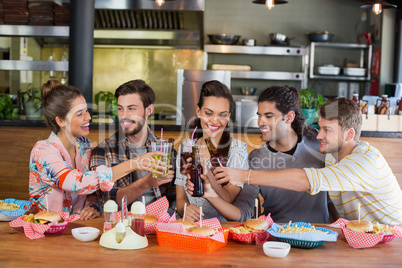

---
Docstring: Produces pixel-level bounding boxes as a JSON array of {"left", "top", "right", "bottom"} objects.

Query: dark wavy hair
[
  {"left": 115, "top": 79, "right": 155, "bottom": 108},
  {"left": 192, "top": 80, "right": 233, "bottom": 158},
  {"left": 41, "top": 80, "right": 83, "bottom": 134},
  {"left": 258, "top": 85, "right": 311, "bottom": 138}
]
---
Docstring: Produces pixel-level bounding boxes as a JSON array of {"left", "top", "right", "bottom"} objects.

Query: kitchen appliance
[
  {"left": 348, "top": 82, "right": 360, "bottom": 99},
  {"left": 338, "top": 82, "right": 348, "bottom": 97},
  {"left": 235, "top": 99, "right": 258, "bottom": 128},
  {"left": 242, "top": 39, "right": 256, "bottom": 46},
  {"left": 176, "top": 69, "right": 231, "bottom": 127}
]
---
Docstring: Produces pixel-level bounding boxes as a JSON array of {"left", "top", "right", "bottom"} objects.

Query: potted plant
[
  {"left": 299, "top": 88, "right": 326, "bottom": 125},
  {"left": 19, "top": 85, "right": 42, "bottom": 120},
  {"left": 0, "top": 94, "right": 19, "bottom": 120},
  {"left": 94, "top": 91, "right": 118, "bottom": 122}
]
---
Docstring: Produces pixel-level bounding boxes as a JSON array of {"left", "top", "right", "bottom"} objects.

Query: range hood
[{"left": 40, "top": 0, "right": 205, "bottom": 49}]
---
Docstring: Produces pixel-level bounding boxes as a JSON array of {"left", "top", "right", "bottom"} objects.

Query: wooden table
[{"left": 0, "top": 218, "right": 400, "bottom": 267}]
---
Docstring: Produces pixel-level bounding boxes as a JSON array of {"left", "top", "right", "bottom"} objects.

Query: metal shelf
[
  {"left": 0, "top": 60, "right": 69, "bottom": 71},
  {"left": 0, "top": 25, "right": 69, "bottom": 38},
  {"left": 309, "top": 42, "right": 372, "bottom": 81},
  {"left": 204, "top": 44, "right": 306, "bottom": 56},
  {"left": 309, "top": 74, "right": 369, "bottom": 81},
  {"left": 231, "top": 71, "right": 304, "bottom": 81}
]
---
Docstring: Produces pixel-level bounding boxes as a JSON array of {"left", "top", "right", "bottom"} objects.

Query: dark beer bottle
[
  {"left": 190, "top": 146, "right": 204, "bottom": 197},
  {"left": 205, "top": 138, "right": 228, "bottom": 186}
]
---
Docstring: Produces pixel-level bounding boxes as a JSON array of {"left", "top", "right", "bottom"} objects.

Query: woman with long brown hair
[
  {"left": 28, "top": 80, "right": 166, "bottom": 219},
  {"left": 175, "top": 80, "right": 249, "bottom": 221}
]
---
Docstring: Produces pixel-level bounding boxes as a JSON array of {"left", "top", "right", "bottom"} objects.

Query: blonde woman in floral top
[{"left": 28, "top": 80, "right": 167, "bottom": 219}]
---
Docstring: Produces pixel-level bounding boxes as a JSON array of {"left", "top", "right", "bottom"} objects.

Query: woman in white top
[{"left": 175, "top": 80, "right": 249, "bottom": 221}]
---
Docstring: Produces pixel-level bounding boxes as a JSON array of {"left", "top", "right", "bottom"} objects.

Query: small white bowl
[
  {"left": 71, "top": 227, "right": 100, "bottom": 242},
  {"left": 263, "top": 241, "right": 291, "bottom": 258}
]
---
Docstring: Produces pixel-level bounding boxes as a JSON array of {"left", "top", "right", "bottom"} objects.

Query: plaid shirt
[{"left": 90, "top": 127, "right": 175, "bottom": 207}]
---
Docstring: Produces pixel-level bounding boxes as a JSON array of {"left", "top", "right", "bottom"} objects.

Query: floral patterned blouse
[
  {"left": 175, "top": 138, "right": 249, "bottom": 221},
  {"left": 28, "top": 132, "right": 113, "bottom": 214}
]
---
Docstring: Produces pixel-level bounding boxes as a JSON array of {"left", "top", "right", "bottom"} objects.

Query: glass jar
[
  {"left": 130, "top": 201, "right": 146, "bottom": 236},
  {"left": 103, "top": 200, "right": 117, "bottom": 233}
]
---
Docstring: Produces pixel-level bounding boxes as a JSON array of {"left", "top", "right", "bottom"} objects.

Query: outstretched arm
[{"left": 214, "top": 167, "right": 310, "bottom": 192}]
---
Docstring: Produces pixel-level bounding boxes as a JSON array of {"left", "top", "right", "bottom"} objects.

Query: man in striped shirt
[{"left": 215, "top": 98, "right": 402, "bottom": 225}]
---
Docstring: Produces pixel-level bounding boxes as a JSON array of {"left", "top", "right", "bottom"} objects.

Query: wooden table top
[{"left": 0, "top": 218, "right": 401, "bottom": 267}]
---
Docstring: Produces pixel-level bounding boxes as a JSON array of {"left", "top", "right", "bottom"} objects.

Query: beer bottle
[{"left": 190, "top": 146, "right": 204, "bottom": 197}]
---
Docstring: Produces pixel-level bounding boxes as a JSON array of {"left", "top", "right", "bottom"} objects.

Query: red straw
[
  {"left": 160, "top": 128, "right": 163, "bottom": 151},
  {"left": 191, "top": 126, "right": 198, "bottom": 146}
]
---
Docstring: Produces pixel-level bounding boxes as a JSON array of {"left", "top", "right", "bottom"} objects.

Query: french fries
[
  {"left": 278, "top": 221, "right": 329, "bottom": 234},
  {"left": 229, "top": 226, "right": 264, "bottom": 234},
  {"left": 23, "top": 214, "right": 35, "bottom": 223},
  {"left": 372, "top": 223, "right": 396, "bottom": 234},
  {"left": 0, "top": 200, "right": 20, "bottom": 211}
]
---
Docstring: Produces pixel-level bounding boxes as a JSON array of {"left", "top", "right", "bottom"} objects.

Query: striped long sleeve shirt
[{"left": 304, "top": 141, "right": 402, "bottom": 226}]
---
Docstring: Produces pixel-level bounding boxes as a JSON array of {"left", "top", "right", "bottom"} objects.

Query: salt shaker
[
  {"left": 131, "top": 201, "right": 146, "bottom": 237},
  {"left": 103, "top": 200, "right": 117, "bottom": 233}
]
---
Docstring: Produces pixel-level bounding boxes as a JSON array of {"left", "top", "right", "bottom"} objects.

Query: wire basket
[
  {"left": 45, "top": 221, "right": 69, "bottom": 234},
  {"left": 275, "top": 237, "right": 325, "bottom": 249},
  {"left": 156, "top": 228, "right": 229, "bottom": 253}
]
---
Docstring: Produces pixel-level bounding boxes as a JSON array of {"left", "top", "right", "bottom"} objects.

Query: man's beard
[{"left": 121, "top": 113, "right": 146, "bottom": 136}]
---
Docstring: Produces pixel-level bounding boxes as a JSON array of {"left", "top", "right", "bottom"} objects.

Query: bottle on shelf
[
  {"left": 60, "top": 50, "right": 67, "bottom": 84},
  {"left": 352, "top": 93, "right": 359, "bottom": 106},
  {"left": 190, "top": 146, "right": 204, "bottom": 197},
  {"left": 398, "top": 98, "right": 402, "bottom": 115}
]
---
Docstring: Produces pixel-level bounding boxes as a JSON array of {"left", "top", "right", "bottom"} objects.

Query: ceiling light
[
  {"left": 252, "top": 0, "right": 288, "bottom": 10},
  {"left": 360, "top": 1, "right": 396, "bottom": 16}
]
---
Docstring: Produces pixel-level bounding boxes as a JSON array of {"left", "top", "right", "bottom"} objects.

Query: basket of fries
[
  {"left": 268, "top": 222, "right": 338, "bottom": 249},
  {"left": 0, "top": 199, "right": 31, "bottom": 221}
]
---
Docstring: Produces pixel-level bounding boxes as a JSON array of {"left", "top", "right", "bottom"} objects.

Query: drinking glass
[{"left": 150, "top": 141, "right": 173, "bottom": 178}]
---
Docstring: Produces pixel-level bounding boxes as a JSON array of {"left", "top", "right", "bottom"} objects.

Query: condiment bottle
[
  {"left": 377, "top": 95, "right": 388, "bottom": 114},
  {"left": 130, "top": 201, "right": 146, "bottom": 237},
  {"left": 352, "top": 93, "right": 359, "bottom": 106},
  {"left": 190, "top": 146, "right": 204, "bottom": 197},
  {"left": 103, "top": 200, "right": 117, "bottom": 233},
  {"left": 398, "top": 98, "right": 402, "bottom": 115}
]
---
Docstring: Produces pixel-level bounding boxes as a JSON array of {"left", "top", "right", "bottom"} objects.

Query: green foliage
[
  {"left": 0, "top": 94, "right": 19, "bottom": 120},
  {"left": 299, "top": 88, "right": 326, "bottom": 110},
  {"left": 19, "top": 85, "right": 42, "bottom": 111},
  {"left": 94, "top": 91, "right": 117, "bottom": 117}
]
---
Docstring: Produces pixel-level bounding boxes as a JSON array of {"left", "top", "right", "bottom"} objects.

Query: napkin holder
[{"left": 99, "top": 226, "right": 148, "bottom": 250}]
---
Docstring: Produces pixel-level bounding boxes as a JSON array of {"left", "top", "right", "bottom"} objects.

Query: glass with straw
[
  {"left": 150, "top": 128, "right": 173, "bottom": 178},
  {"left": 180, "top": 126, "right": 198, "bottom": 174}
]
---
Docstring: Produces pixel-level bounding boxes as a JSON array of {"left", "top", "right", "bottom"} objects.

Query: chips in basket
[
  {"left": 268, "top": 222, "right": 338, "bottom": 249},
  {"left": 328, "top": 218, "right": 402, "bottom": 248},
  {"left": 0, "top": 198, "right": 32, "bottom": 221},
  {"left": 229, "top": 215, "right": 274, "bottom": 245}
]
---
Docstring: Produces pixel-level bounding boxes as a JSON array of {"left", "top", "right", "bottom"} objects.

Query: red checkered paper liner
[
  {"left": 156, "top": 217, "right": 225, "bottom": 243},
  {"left": 9, "top": 212, "right": 80, "bottom": 240},
  {"left": 229, "top": 214, "right": 274, "bottom": 245},
  {"left": 117, "top": 196, "right": 171, "bottom": 234},
  {"left": 328, "top": 218, "right": 402, "bottom": 248}
]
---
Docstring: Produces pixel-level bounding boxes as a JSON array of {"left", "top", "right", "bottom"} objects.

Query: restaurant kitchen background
[{"left": 0, "top": 0, "right": 399, "bottom": 123}]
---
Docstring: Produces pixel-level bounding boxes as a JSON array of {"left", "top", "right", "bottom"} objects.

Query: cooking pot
[{"left": 269, "top": 33, "right": 291, "bottom": 45}]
